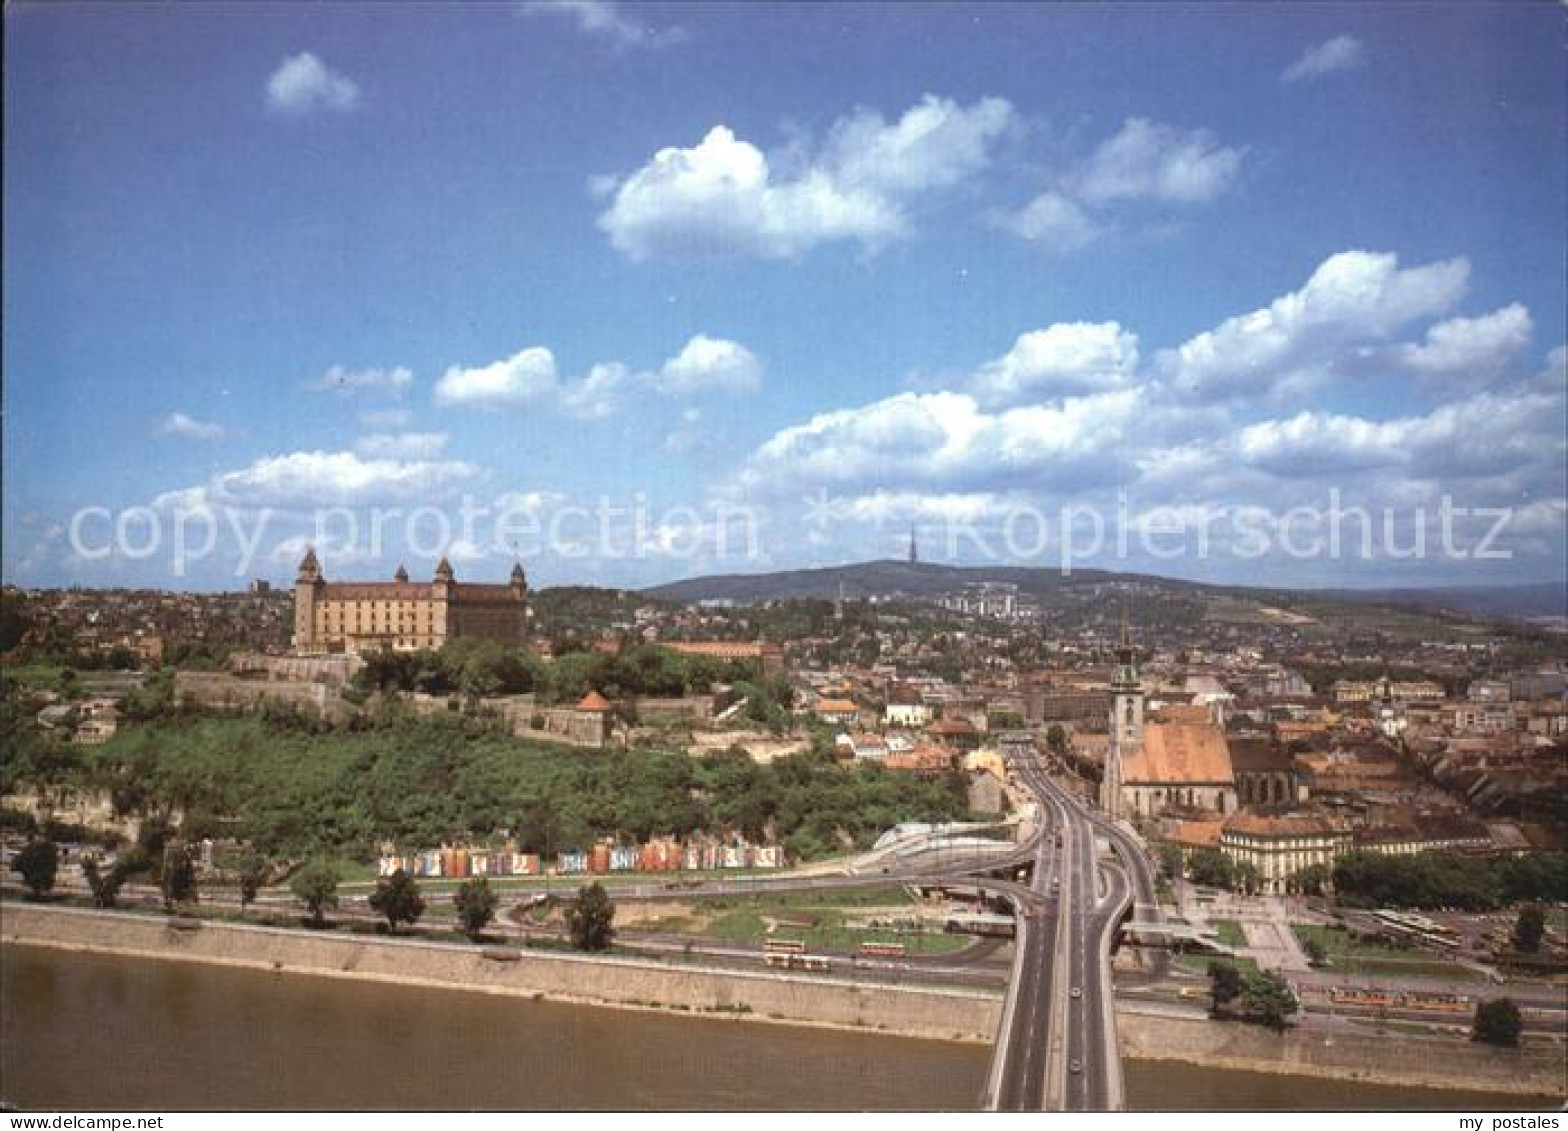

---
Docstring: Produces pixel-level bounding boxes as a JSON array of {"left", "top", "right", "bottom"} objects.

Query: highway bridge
[{"left": 493, "top": 759, "right": 1158, "bottom": 1113}]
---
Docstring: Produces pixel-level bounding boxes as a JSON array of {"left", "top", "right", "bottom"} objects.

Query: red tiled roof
[
  {"left": 576, "top": 690, "right": 612, "bottom": 712},
  {"left": 1123, "top": 722, "right": 1234, "bottom": 785},
  {"left": 815, "top": 698, "right": 859, "bottom": 714}
]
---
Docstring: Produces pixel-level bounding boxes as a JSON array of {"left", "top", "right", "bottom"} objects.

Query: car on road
[
  {"left": 1069, "top": 1060, "right": 1082, "bottom": 1074},
  {"left": 1070, "top": 986, "right": 1082, "bottom": 999}
]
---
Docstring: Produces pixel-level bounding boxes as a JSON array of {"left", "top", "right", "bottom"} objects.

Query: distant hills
[
  {"left": 640, "top": 560, "right": 1566, "bottom": 622},
  {"left": 1314, "top": 583, "right": 1566, "bottom": 622}
]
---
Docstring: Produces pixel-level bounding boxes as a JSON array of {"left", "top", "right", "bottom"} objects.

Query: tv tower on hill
[{"left": 908, "top": 524, "right": 918, "bottom": 564}]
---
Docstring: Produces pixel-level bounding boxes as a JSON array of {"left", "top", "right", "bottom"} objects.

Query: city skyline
[{"left": 5, "top": 2, "right": 1564, "bottom": 592}]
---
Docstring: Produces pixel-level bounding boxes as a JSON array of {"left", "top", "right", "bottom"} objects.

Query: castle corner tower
[{"left": 293, "top": 547, "right": 324, "bottom": 649}]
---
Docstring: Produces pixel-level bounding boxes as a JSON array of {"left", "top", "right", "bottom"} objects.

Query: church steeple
[
  {"left": 296, "top": 546, "right": 321, "bottom": 584},
  {"left": 1104, "top": 605, "right": 1143, "bottom": 821},
  {"left": 394, "top": 563, "right": 409, "bottom": 583}
]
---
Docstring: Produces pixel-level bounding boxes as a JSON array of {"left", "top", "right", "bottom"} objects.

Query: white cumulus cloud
[
  {"left": 656, "top": 335, "right": 763, "bottom": 395},
  {"left": 306, "top": 365, "right": 413, "bottom": 398},
  {"left": 1076, "top": 118, "right": 1243, "bottom": 205},
  {"left": 266, "top": 52, "right": 360, "bottom": 115},
  {"left": 1283, "top": 35, "right": 1367, "bottom": 83},
  {"left": 156, "top": 412, "right": 224, "bottom": 441},
  {"left": 354, "top": 432, "right": 450, "bottom": 459},
  {"left": 597, "top": 95, "right": 1014, "bottom": 259},
  {"left": 437, "top": 335, "right": 763, "bottom": 414},
  {"left": 155, "top": 450, "right": 484, "bottom": 511},
  {"left": 998, "top": 191, "right": 1104, "bottom": 253},
  {"left": 523, "top": 0, "right": 685, "bottom": 49},
  {"left": 1396, "top": 303, "right": 1533, "bottom": 383},
  {"left": 1160, "top": 249, "right": 1470, "bottom": 400},
  {"left": 434, "top": 347, "right": 559, "bottom": 407},
  {"left": 972, "top": 322, "right": 1140, "bottom": 407}
]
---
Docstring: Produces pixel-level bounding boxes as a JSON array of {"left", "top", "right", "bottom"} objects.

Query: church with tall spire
[
  {"left": 1102, "top": 610, "right": 1142, "bottom": 820},
  {"left": 292, "top": 551, "right": 530, "bottom": 655},
  {"left": 1102, "top": 608, "right": 1237, "bottom": 821}
]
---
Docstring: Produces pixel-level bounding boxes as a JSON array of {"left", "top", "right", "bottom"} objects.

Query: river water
[{"left": 0, "top": 946, "right": 1551, "bottom": 1111}]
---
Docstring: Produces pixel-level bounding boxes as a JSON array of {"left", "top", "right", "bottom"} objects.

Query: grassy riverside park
[
  {"left": 1291, "top": 924, "right": 1487, "bottom": 982},
  {"left": 1210, "top": 919, "right": 1247, "bottom": 948},
  {"left": 610, "top": 886, "right": 974, "bottom": 956}
]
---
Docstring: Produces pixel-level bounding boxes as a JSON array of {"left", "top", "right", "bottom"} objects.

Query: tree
[
  {"left": 81, "top": 854, "right": 125, "bottom": 909},
  {"left": 1289, "top": 863, "right": 1330, "bottom": 897},
  {"left": 369, "top": 868, "right": 426, "bottom": 934},
  {"left": 1045, "top": 724, "right": 1068, "bottom": 760},
  {"left": 1301, "top": 935, "right": 1328, "bottom": 967},
  {"left": 290, "top": 859, "right": 340, "bottom": 928},
  {"left": 566, "top": 881, "right": 615, "bottom": 951},
  {"left": 11, "top": 838, "right": 59, "bottom": 899},
  {"left": 1511, "top": 904, "right": 1545, "bottom": 954},
  {"left": 1188, "top": 849, "right": 1235, "bottom": 890},
  {"left": 161, "top": 843, "right": 199, "bottom": 911},
  {"left": 1472, "top": 998, "right": 1523, "bottom": 1047},
  {"left": 454, "top": 876, "right": 499, "bottom": 940},
  {"left": 1207, "top": 961, "right": 1243, "bottom": 1013},
  {"left": 1156, "top": 842, "right": 1183, "bottom": 881},
  {"left": 1232, "top": 861, "right": 1262, "bottom": 896},
  {"left": 236, "top": 851, "right": 269, "bottom": 911},
  {"left": 1240, "top": 970, "right": 1299, "bottom": 1032}
]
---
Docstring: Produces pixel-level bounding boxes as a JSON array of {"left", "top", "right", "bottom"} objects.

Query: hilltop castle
[{"left": 292, "top": 549, "right": 529, "bottom": 655}]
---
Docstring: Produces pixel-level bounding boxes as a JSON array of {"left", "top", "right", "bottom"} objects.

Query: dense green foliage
[
  {"left": 161, "top": 844, "right": 199, "bottom": 910},
  {"left": 1511, "top": 904, "right": 1545, "bottom": 953},
  {"left": 369, "top": 868, "right": 426, "bottom": 933},
  {"left": 1331, "top": 850, "right": 1568, "bottom": 911},
  {"left": 1471, "top": 998, "right": 1523, "bottom": 1047},
  {"left": 1186, "top": 848, "right": 1260, "bottom": 893},
  {"left": 290, "top": 859, "right": 341, "bottom": 927},
  {"left": 1300, "top": 935, "right": 1328, "bottom": 966},
  {"left": 1208, "top": 963, "right": 1298, "bottom": 1030},
  {"left": 71, "top": 714, "right": 966, "bottom": 862},
  {"left": 454, "top": 877, "right": 499, "bottom": 939},
  {"left": 12, "top": 838, "right": 59, "bottom": 898},
  {"left": 1207, "top": 961, "right": 1243, "bottom": 1011},
  {"left": 566, "top": 882, "right": 615, "bottom": 951},
  {"left": 350, "top": 640, "right": 772, "bottom": 708},
  {"left": 80, "top": 853, "right": 126, "bottom": 908},
  {"left": 1238, "top": 970, "right": 1299, "bottom": 1031},
  {"left": 235, "top": 851, "right": 269, "bottom": 909}
]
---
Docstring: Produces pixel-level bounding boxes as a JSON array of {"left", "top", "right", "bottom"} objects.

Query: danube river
[{"left": 0, "top": 946, "right": 1546, "bottom": 1111}]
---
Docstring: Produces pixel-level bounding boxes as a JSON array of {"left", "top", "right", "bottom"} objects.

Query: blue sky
[{"left": 5, "top": 1, "right": 1564, "bottom": 591}]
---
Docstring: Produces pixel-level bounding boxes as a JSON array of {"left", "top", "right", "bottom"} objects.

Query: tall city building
[{"left": 292, "top": 549, "right": 529, "bottom": 655}]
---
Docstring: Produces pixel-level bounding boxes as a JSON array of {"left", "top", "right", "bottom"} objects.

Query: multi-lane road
[{"left": 987, "top": 742, "right": 1140, "bottom": 1111}]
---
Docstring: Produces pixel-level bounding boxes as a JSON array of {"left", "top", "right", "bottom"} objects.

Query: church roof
[
  {"left": 1228, "top": 737, "right": 1294, "bottom": 773},
  {"left": 1123, "top": 721, "right": 1234, "bottom": 786}
]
